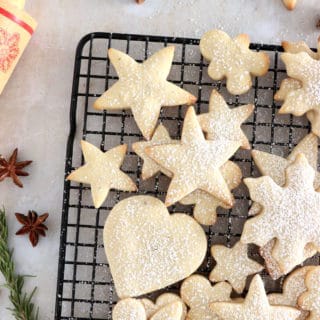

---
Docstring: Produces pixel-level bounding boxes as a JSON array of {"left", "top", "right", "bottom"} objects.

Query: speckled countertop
[{"left": 0, "top": 0, "right": 319, "bottom": 319}]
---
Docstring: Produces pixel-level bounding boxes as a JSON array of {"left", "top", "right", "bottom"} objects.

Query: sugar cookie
[
  {"left": 200, "top": 30, "right": 270, "bottom": 95},
  {"left": 93, "top": 47, "right": 197, "bottom": 139},
  {"left": 268, "top": 266, "right": 316, "bottom": 320},
  {"left": 180, "top": 274, "right": 232, "bottom": 320},
  {"left": 146, "top": 107, "right": 239, "bottom": 207},
  {"left": 211, "top": 275, "right": 301, "bottom": 320},
  {"left": 242, "top": 154, "right": 320, "bottom": 273},
  {"left": 103, "top": 195, "right": 207, "bottom": 298},
  {"left": 210, "top": 241, "right": 263, "bottom": 294},
  {"left": 150, "top": 301, "right": 183, "bottom": 320},
  {"left": 67, "top": 141, "right": 136, "bottom": 208},
  {"left": 298, "top": 267, "right": 320, "bottom": 320},
  {"left": 113, "top": 298, "right": 146, "bottom": 320},
  {"left": 141, "top": 293, "right": 187, "bottom": 319},
  {"left": 132, "top": 124, "right": 176, "bottom": 180},
  {"left": 180, "top": 161, "right": 242, "bottom": 225},
  {"left": 198, "top": 90, "right": 254, "bottom": 149}
]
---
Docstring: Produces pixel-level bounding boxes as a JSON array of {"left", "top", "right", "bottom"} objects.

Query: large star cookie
[
  {"left": 298, "top": 267, "right": 320, "bottom": 320},
  {"left": 209, "top": 241, "right": 263, "bottom": 294},
  {"left": 278, "top": 52, "right": 320, "bottom": 136},
  {"left": 67, "top": 140, "right": 136, "bottom": 208},
  {"left": 93, "top": 47, "right": 197, "bottom": 139},
  {"left": 132, "top": 124, "right": 177, "bottom": 180},
  {"left": 268, "top": 266, "right": 316, "bottom": 320},
  {"left": 103, "top": 196, "right": 207, "bottom": 298},
  {"left": 180, "top": 161, "right": 242, "bottom": 225},
  {"left": 211, "top": 275, "right": 301, "bottom": 320},
  {"left": 197, "top": 90, "right": 254, "bottom": 149},
  {"left": 282, "top": 0, "right": 297, "bottom": 10},
  {"left": 242, "top": 154, "right": 320, "bottom": 273},
  {"left": 180, "top": 274, "right": 232, "bottom": 320},
  {"left": 251, "top": 133, "right": 319, "bottom": 278},
  {"left": 200, "top": 30, "right": 270, "bottom": 95},
  {"left": 275, "top": 38, "right": 320, "bottom": 135},
  {"left": 146, "top": 107, "right": 239, "bottom": 206},
  {"left": 113, "top": 298, "right": 184, "bottom": 320}
]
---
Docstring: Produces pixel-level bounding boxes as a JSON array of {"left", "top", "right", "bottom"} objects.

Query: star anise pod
[
  {"left": 0, "top": 148, "right": 32, "bottom": 188},
  {"left": 15, "top": 211, "right": 49, "bottom": 247}
]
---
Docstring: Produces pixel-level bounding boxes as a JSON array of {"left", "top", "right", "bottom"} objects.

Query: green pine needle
[{"left": 0, "top": 208, "right": 39, "bottom": 320}]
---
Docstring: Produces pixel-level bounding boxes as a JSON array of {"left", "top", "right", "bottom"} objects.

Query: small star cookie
[
  {"left": 268, "top": 266, "right": 316, "bottom": 320},
  {"left": 275, "top": 38, "right": 320, "bottom": 134},
  {"left": 132, "top": 124, "right": 177, "bottom": 180},
  {"left": 141, "top": 293, "right": 187, "bottom": 319},
  {"left": 180, "top": 161, "right": 242, "bottom": 225},
  {"left": 146, "top": 107, "right": 239, "bottom": 206},
  {"left": 283, "top": 0, "right": 297, "bottom": 10},
  {"left": 93, "top": 47, "right": 197, "bottom": 139},
  {"left": 180, "top": 274, "right": 232, "bottom": 320},
  {"left": 211, "top": 275, "right": 301, "bottom": 320},
  {"left": 197, "top": 90, "right": 254, "bottom": 149},
  {"left": 113, "top": 298, "right": 184, "bottom": 320},
  {"left": 67, "top": 140, "right": 136, "bottom": 208},
  {"left": 298, "top": 267, "right": 320, "bottom": 320},
  {"left": 278, "top": 52, "right": 320, "bottom": 136},
  {"left": 242, "top": 154, "right": 320, "bottom": 273},
  {"left": 104, "top": 196, "right": 207, "bottom": 298},
  {"left": 200, "top": 30, "right": 270, "bottom": 95},
  {"left": 209, "top": 241, "right": 264, "bottom": 294}
]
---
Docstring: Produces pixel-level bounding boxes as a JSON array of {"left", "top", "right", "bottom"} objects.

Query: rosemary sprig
[{"left": 0, "top": 208, "right": 39, "bottom": 320}]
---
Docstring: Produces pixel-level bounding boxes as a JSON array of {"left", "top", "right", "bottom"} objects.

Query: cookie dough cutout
[
  {"left": 146, "top": 107, "right": 239, "bottom": 207},
  {"left": 200, "top": 30, "right": 270, "bottom": 95},
  {"left": 210, "top": 241, "right": 263, "bottom": 294},
  {"left": 180, "top": 161, "right": 242, "bottom": 225},
  {"left": 67, "top": 141, "right": 136, "bottom": 208},
  {"left": 93, "top": 47, "right": 196, "bottom": 139},
  {"left": 242, "top": 154, "right": 320, "bottom": 274},
  {"left": 211, "top": 275, "right": 301, "bottom": 320},
  {"left": 180, "top": 274, "right": 232, "bottom": 320},
  {"left": 198, "top": 90, "right": 254, "bottom": 149},
  {"left": 268, "top": 266, "right": 316, "bottom": 320},
  {"left": 104, "top": 195, "right": 207, "bottom": 298},
  {"left": 141, "top": 293, "right": 187, "bottom": 319},
  {"left": 298, "top": 267, "right": 320, "bottom": 320}
]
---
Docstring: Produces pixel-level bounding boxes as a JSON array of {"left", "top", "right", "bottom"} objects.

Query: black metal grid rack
[{"left": 55, "top": 32, "right": 320, "bottom": 319}]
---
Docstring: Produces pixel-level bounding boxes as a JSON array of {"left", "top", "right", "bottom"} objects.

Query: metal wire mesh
[{"left": 55, "top": 32, "right": 320, "bottom": 320}]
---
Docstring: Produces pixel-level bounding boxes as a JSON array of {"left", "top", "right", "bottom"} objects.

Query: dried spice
[
  {"left": 136, "top": 0, "right": 145, "bottom": 3},
  {"left": 15, "top": 211, "right": 49, "bottom": 247},
  {"left": 0, "top": 148, "right": 32, "bottom": 188}
]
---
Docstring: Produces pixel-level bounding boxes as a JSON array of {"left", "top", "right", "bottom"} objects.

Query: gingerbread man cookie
[{"left": 200, "top": 30, "right": 270, "bottom": 95}]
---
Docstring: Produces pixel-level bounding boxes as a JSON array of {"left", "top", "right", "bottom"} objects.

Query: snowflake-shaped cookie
[{"left": 242, "top": 154, "right": 320, "bottom": 273}]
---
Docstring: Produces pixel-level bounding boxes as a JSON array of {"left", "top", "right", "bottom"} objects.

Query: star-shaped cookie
[
  {"left": 200, "top": 30, "right": 270, "bottom": 95},
  {"left": 180, "top": 274, "right": 232, "bottom": 320},
  {"left": 67, "top": 140, "right": 136, "bottom": 208},
  {"left": 298, "top": 267, "right": 320, "bottom": 320},
  {"left": 146, "top": 107, "right": 240, "bottom": 206},
  {"left": 209, "top": 241, "right": 263, "bottom": 294},
  {"left": 132, "top": 124, "right": 177, "bottom": 180},
  {"left": 211, "top": 275, "right": 301, "bottom": 320},
  {"left": 197, "top": 90, "right": 254, "bottom": 149},
  {"left": 93, "top": 47, "right": 197, "bottom": 139},
  {"left": 278, "top": 52, "right": 320, "bottom": 136},
  {"left": 282, "top": 0, "right": 297, "bottom": 10},
  {"left": 268, "top": 266, "right": 316, "bottom": 320},
  {"left": 242, "top": 154, "right": 320, "bottom": 273},
  {"left": 180, "top": 161, "right": 242, "bottom": 225}
]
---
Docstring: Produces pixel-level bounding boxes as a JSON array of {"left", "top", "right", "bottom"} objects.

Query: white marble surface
[{"left": 0, "top": 0, "right": 319, "bottom": 319}]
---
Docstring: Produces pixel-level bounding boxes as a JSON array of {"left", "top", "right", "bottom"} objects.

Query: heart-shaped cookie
[{"left": 104, "top": 195, "right": 207, "bottom": 298}]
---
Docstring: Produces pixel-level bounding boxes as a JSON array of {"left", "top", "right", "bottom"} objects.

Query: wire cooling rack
[{"left": 55, "top": 32, "right": 320, "bottom": 319}]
